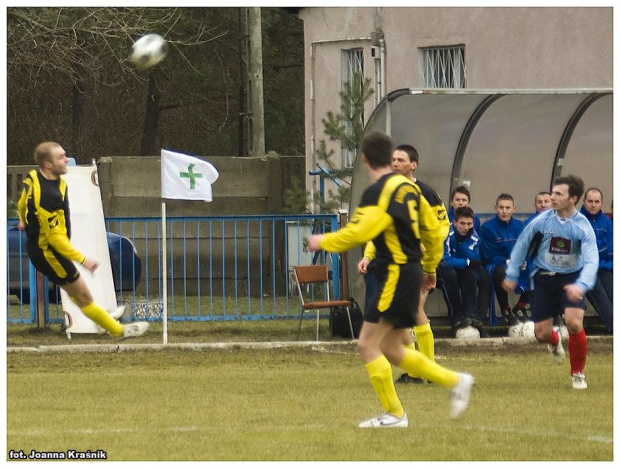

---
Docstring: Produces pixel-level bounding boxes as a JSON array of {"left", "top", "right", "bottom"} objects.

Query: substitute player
[
  {"left": 358, "top": 144, "right": 450, "bottom": 384},
  {"left": 17, "top": 141, "right": 148, "bottom": 338},
  {"left": 308, "top": 132, "right": 474, "bottom": 428},
  {"left": 503, "top": 175, "right": 598, "bottom": 389}
]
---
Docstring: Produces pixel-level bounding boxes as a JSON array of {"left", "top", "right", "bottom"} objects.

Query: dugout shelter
[{"left": 347, "top": 89, "right": 613, "bottom": 313}]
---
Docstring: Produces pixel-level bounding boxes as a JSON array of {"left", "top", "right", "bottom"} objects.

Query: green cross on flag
[{"left": 161, "top": 149, "right": 219, "bottom": 201}]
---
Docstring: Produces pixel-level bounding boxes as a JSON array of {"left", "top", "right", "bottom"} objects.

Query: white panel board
[{"left": 60, "top": 166, "right": 117, "bottom": 334}]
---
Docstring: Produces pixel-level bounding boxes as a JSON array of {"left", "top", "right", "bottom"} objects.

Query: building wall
[{"left": 298, "top": 7, "right": 612, "bottom": 200}]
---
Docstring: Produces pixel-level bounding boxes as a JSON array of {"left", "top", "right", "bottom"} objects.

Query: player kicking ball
[
  {"left": 308, "top": 132, "right": 474, "bottom": 428},
  {"left": 17, "top": 142, "right": 148, "bottom": 338}
]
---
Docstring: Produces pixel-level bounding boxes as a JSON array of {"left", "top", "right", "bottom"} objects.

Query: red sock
[
  {"left": 568, "top": 329, "right": 588, "bottom": 375},
  {"left": 548, "top": 329, "right": 559, "bottom": 347}
]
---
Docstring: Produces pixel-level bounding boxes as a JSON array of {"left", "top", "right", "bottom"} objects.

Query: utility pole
[
  {"left": 245, "top": 7, "right": 266, "bottom": 156},
  {"left": 237, "top": 8, "right": 245, "bottom": 157}
]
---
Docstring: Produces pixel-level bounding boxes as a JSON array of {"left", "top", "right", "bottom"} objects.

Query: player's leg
[
  {"left": 357, "top": 320, "right": 407, "bottom": 426},
  {"left": 564, "top": 304, "right": 588, "bottom": 389},
  {"left": 530, "top": 271, "right": 565, "bottom": 362},
  {"left": 413, "top": 289, "right": 434, "bottom": 361},
  {"left": 382, "top": 328, "right": 474, "bottom": 418},
  {"left": 396, "top": 290, "right": 434, "bottom": 384},
  {"left": 61, "top": 278, "right": 124, "bottom": 337},
  {"left": 30, "top": 247, "right": 131, "bottom": 337}
]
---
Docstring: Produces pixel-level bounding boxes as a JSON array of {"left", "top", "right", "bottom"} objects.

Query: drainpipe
[
  {"left": 309, "top": 36, "right": 371, "bottom": 213},
  {"left": 371, "top": 32, "right": 386, "bottom": 104},
  {"left": 379, "top": 37, "right": 386, "bottom": 99}
]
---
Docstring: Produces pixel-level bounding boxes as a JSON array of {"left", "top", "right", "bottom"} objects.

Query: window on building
[
  {"left": 420, "top": 45, "right": 466, "bottom": 89},
  {"left": 341, "top": 48, "right": 364, "bottom": 168}
]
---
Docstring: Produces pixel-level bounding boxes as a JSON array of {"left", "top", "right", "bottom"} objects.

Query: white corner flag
[{"left": 161, "top": 149, "right": 219, "bottom": 201}]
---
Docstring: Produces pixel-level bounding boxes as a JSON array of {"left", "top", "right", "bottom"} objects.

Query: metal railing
[{"left": 7, "top": 214, "right": 341, "bottom": 324}]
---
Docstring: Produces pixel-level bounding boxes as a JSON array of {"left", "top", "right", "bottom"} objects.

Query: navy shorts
[
  {"left": 365, "top": 261, "right": 422, "bottom": 329},
  {"left": 530, "top": 269, "right": 586, "bottom": 322}
]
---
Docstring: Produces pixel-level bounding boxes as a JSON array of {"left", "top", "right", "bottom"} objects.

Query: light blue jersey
[{"left": 506, "top": 209, "right": 598, "bottom": 293}]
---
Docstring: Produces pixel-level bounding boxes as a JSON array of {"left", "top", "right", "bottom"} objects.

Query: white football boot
[
  {"left": 358, "top": 413, "right": 408, "bottom": 428},
  {"left": 123, "top": 322, "right": 149, "bottom": 338}
]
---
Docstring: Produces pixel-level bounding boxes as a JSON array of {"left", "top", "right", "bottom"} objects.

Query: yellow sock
[
  {"left": 81, "top": 302, "right": 124, "bottom": 337},
  {"left": 413, "top": 323, "right": 435, "bottom": 362},
  {"left": 365, "top": 356, "right": 404, "bottom": 418},
  {"left": 398, "top": 348, "right": 459, "bottom": 390}
]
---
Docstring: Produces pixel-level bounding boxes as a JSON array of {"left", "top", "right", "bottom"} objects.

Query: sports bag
[{"left": 329, "top": 298, "right": 363, "bottom": 338}]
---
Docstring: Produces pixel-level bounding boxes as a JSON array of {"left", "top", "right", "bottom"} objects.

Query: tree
[
  {"left": 312, "top": 72, "right": 374, "bottom": 212},
  {"left": 7, "top": 7, "right": 305, "bottom": 164}
]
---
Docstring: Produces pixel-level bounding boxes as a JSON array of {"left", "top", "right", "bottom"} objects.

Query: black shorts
[
  {"left": 26, "top": 243, "right": 80, "bottom": 286},
  {"left": 365, "top": 262, "right": 422, "bottom": 329},
  {"left": 530, "top": 269, "right": 586, "bottom": 322}
]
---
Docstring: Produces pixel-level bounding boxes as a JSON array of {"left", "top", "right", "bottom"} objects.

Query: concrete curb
[{"left": 7, "top": 335, "right": 612, "bottom": 354}]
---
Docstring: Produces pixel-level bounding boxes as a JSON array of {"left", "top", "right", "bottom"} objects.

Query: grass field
[{"left": 6, "top": 338, "right": 613, "bottom": 461}]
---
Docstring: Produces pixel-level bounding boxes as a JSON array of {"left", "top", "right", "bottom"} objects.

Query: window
[
  {"left": 420, "top": 45, "right": 467, "bottom": 89},
  {"left": 341, "top": 49, "right": 364, "bottom": 168}
]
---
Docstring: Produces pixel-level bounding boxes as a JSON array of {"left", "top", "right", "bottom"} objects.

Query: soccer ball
[
  {"left": 507, "top": 322, "right": 523, "bottom": 338},
  {"left": 520, "top": 321, "right": 536, "bottom": 339},
  {"left": 130, "top": 34, "right": 168, "bottom": 70},
  {"left": 456, "top": 326, "right": 480, "bottom": 340}
]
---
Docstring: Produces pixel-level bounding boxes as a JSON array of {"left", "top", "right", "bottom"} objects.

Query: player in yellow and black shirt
[
  {"left": 358, "top": 144, "right": 450, "bottom": 384},
  {"left": 308, "top": 132, "right": 474, "bottom": 428},
  {"left": 17, "top": 141, "right": 148, "bottom": 338}
]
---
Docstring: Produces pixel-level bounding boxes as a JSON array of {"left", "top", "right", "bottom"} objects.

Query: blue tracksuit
[
  {"left": 579, "top": 206, "right": 613, "bottom": 271},
  {"left": 506, "top": 209, "right": 598, "bottom": 293},
  {"left": 441, "top": 228, "right": 490, "bottom": 324},
  {"left": 480, "top": 216, "right": 525, "bottom": 268},
  {"left": 579, "top": 206, "right": 613, "bottom": 333},
  {"left": 443, "top": 229, "right": 482, "bottom": 269}
]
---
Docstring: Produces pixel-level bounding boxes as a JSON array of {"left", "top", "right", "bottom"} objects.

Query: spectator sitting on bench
[
  {"left": 480, "top": 193, "right": 529, "bottom": 325},
  {"left": 580, "top": 187, "right": 613, "bottom": 334},
  {"left": 441, "top": 206, "right": 491, "bottom": 338},
  {"left": 448, "top": 185, "right": 481, "bottom": 234},
  {"left": 436, "top": 185, "right": 483, "bottom": 333},
  {"left": 525, "top": 191, "right": 552, "bottom": 225}
]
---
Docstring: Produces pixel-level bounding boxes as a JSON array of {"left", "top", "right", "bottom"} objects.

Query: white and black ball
[{"left": 130, "top": 33, "right": 168, "bottom": 70}]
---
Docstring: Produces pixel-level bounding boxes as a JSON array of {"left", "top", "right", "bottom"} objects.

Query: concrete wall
[
  {"left": 96, "top": 154, "right": 305, "bottom": 217},
  {"left": 8, "top": 155, "right": 305, "bottom": 216},
  {"left": 298, "top": 7, "right": 612, "bottom": 200}
]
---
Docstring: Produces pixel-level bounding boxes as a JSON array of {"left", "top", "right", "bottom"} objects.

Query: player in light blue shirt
[{"left": 503, "top": 175, "right": 598, "bottom": 391}]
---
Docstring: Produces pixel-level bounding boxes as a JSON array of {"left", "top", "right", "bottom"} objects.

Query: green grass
[{"left": 6, "top": 341, "right": 612, "bottom": 461}]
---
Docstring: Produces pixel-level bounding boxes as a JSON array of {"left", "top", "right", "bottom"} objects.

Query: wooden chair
[{"left": 292, "top": 265, "right": 354, "bottom": 341}]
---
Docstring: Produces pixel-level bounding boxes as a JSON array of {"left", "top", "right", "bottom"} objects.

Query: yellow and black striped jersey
[
  {"left": 17, "top": 169, "right": 85, "bottom": 264},
  {"left": 320, "top": 173, "right": 445, "bottom": 274},
  {"left": 363, "top": 177, "right": 449, "bottom": 273}
]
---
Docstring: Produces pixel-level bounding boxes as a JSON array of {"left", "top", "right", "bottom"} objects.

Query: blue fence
[{"left": 7, "top": 214, "right": 342, "bottom": 324}]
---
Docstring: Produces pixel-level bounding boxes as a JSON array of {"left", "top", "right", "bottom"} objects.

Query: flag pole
[{"left": 162, "top": 201, "right": 168, "bottom": 344}]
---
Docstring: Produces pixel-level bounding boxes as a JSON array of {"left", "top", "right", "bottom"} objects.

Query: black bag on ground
[{"left": 329, "top": 298, "right": 363, "bottom": 338}]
